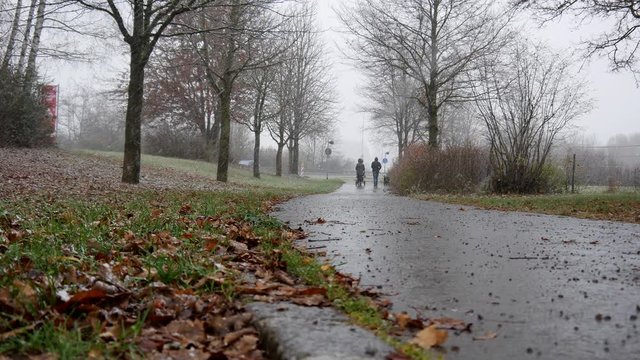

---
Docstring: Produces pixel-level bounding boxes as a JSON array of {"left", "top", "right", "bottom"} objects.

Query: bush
[
  {"left": 388, "top": 144, "right": 490, "bottom": 195},
  {"left": 539, "top": 164, "right": 568, "bottom": 194},
  {"left": 490, "top": 161, "right": 568, "bottom": 194},
  {"left": 143, "top": 125, "right": 206, "bottom": 160},
  {"left": 0, "top": 69, "right": 51, "bottom": 147}
]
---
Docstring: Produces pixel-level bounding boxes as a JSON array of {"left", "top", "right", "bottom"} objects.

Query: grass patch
[
  {"left": 74, "top": 149, "right": 343, "bottom": 193},
  {"left": 0, "top": 150, "right": 432, "bottom": 359},
  {"left": 418, "top": 192, "right": 640, "bottom": 223}
]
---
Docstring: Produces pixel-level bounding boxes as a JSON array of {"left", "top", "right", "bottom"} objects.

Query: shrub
[
  {"left": 0, "top": 69, "right": 50, "bottom": 147},
  {"left": 388, "top": 144, "right": 490, "bottom": 195},
  {"left": 490, "top": 160, "right": 569, "bottom": 194}
]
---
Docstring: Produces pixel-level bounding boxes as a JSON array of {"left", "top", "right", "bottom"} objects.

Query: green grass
[
  {"left": 418, "top": 192, "right": 640, "bottom": 223},
  {"left": 0, "top": 150, "right": 435, "bottom": 359},
  {"left": 75, "top": 149, "right": 343, "bottom": 193}
]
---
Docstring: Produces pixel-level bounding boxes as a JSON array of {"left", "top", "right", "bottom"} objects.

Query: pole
[{"left": 571, "top": 153, "right": 576, "bottom": 193}]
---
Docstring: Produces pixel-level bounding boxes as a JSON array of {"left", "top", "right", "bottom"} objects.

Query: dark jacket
[
  {"left": 371, "top": 160, "right": 382, "bottom": 174},
  {"left": 356, "top": 163, "right": 365, "bottom": 176}
]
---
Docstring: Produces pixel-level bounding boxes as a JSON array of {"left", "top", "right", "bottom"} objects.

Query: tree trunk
[
  {"left": 427, "top": 1, "right": 439, "bottom": 148},
  {"left": 253, "top": 128, "right": 260, "bottom": 178},
  {"left": 205, "top": 110, "right": 220, "bottom": 161},
  {"left": 287, "top": 141, "right": 295, "bottom": 174},
  {"left": 276, "top": 143, "right": 284, "bottom": 176},
  {"left": 427, "top": 99, "right": 439, "bottom": 148},
  {"left": 291, "top": 137, "right": 299, "bottom": 176},
  {"left": 216, "top": 84, "right": 232, "bottom": 182},
  {"left": 122, "top": 45, "right": 146, "bottom": 184},
  {"left": 17, "top": 0, "right": 37, "bottom": 73},
  {"left": 1, "top": 0, "right": 22, "bottom": 71},
  {"left": 23, "top": 0, "right": 45, "bottom": 90}
]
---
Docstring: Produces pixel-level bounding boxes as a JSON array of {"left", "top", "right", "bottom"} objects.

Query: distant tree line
[
  {"left": 1, "top": 0, "right": 336, "bottom": 184},
  {"left": 339, "top": 0, "right": 639, "bottom": 194}
]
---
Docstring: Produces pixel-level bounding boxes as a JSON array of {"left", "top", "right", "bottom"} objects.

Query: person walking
[
  {"left": 371, "top": 157, "right": 382, "bottom": 188},
  {"left": 355, "top": 158, "right": 366, "bottom": 187}
]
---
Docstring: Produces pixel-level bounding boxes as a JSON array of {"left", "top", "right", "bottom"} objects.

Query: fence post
[{"left": 571, "top": 153, "right": 576, "bottom": 194}]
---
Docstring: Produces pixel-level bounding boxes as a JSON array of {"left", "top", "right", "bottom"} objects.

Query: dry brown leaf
[
  {"left": 229, "top": 240, "right": 249, "bottom": 253},
  {"left": 291, "top": 294, "right": 326, "bottom": 306},
  {"left": 274, "top": 270, "right": 296, "bottom": 286},
  {"left": 295, "top": 287, "right": 327, "bottom": 297},
  {"left": 0, "top": 322, "right": 40, "bottom": 342},
  {"left": 223, "top": 328, "right": 256, "bottom": 346},
  {"left": 7, "top": 229, "right": 25, "bottom": 242},
  {"left": 152, "top": 348, "right": 209, "bottom": 360},
  {"left": 162, "top": 319, "right": 206, "bottom": 344},
  {"left": 386, "top": 352, "right": 413, "bottom": 360},
  {"left": 473, "top": 331, "right": 498, "bottom": 341},
  {"left": 13, "top": 280, "right": 38, "bottom": 305},
  {"left": 409, "top": 324, "right": 448, "bottom": 349},
  {"left": 431, "top": 317, "right": 470, "bottom": 331},
  {"left": 396, "top": 312, "right": 412, "bottom": 330},
  {"left": 320, "top": 264, "right": 332, "bottom": 272}
]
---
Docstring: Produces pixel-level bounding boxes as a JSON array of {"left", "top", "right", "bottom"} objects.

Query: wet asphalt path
[{"left": 272, "top": 183, "right": 640, "bottom": 360}]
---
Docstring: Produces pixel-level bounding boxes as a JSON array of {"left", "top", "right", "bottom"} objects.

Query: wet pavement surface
[{"left": 272, "top": 183, "right": 640, "bottom": 360}]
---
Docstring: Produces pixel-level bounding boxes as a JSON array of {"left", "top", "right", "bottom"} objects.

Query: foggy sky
[{"left": 45, "top": 0, "right": 640, "bottom": 164}]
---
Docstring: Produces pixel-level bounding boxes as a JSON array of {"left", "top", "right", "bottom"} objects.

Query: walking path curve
[{"left": 272, "top": 184, "right": 640, "bottom": 360}]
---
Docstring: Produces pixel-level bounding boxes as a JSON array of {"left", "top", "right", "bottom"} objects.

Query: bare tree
[
  {"left": 240, "top": 65, "right": 277, "bottom": 178},
  {"left": 473, "top": 40, "right": 591, "bottom": 193},
  {"left": 63, "top": 0, "right": 222, "bottom": 183},
  {"left": 361, "top": 64, "right": 423, "bottom": 160},
  {"left": 1, "top": 0, "right": 22, "bottom": 71},
  {"left": 22, "top": 0, "right": 44, "bottom": 89},
  {"left": 267, "top": 56, "right": 293, "bottom": 176},
  {"left": 340, "top": 0, "right": 512, "bottom": 148},
  {"left": 284, "top": 2, "right": 335, "bottom": 175},
  {"left": 439, "top": 103, "right": 483, "bottom": 148},
  {"left": 186, "top": 0, "right": 287, "bottom": 182},
  {"left": 15, "top": 0, "right": 36, "bottom": 72},
  {"left": 144, "top": 37, "right": 218, "bottom": 159},
  {"left": 514, "top": 0, "right": 640, "bottom": 74},
  {"left": 265, "top": 2, "right": 335, "bottom": 176}
]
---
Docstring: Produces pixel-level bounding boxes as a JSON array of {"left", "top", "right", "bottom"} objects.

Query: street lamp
[{"left": 325, "top": 140, "right": 334, "bottom": 180}]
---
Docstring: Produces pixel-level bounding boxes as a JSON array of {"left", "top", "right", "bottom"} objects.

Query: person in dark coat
[
  {"left": 371, "top": 157, "right": 382, "bottom": 188},
  {"left": 355, "top": 158, "right": 365, "bottom": 187}
]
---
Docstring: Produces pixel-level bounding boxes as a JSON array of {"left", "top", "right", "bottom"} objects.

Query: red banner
[{"left": 41, "top": 84, "right": 58, "bottom": 142}]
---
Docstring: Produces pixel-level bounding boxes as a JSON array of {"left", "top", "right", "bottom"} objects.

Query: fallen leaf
[
  {"left": 409, "top": 324, "right": 448, "bottom": 349},
  {"left": 396, "top": 312, "right": 412, "bottom": 330},
  {"left": 204, "top": 236, "right": 219, "bottom": 251},
  {"left": 386, "top": 352, "right": 412, "bottom": 360},
  {"left": 320, "top": 264, "right": 332, "bottom": 272},
  {"left": 291, "top": 294, "right": 325, "bottom": 306},
  {"left": 162, "top": 319, "right": 206, "bottom": 344},
  {"left": 473, "top": 331, "right": 498, "bottom": 341},
  {"left": 274, "top": 270, "right": 295, "bottom": 286},
  {"left": 304, "top": 218, "right": 326, "bottom": 225},
  {"left": 0, "top": 322, "right": 40, "bottom": 341},
  {"left": 431, "top": 317, "right": 471, "bottom": 331},
  {"left": 223, "top": 328, "right": 255, "bottom": 346},
  {"left": 56, "top": 289, "right": 109, "bottom": 313},
  {"left": 229, "top": 240, "right": 249, "bottom": 254},
  {"left": 7, "top": 229, "right": 25, "bottom": 242},
  {"left": 295, "top": 287, "right": 327, "bottom": 297},
  {"left": 178, "top": 204, "right": 193, "bottom": 215}
]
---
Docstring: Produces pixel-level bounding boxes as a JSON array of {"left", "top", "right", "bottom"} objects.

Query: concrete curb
[{"left": 247, "top": 302, "right": 394, "bottom": 360}]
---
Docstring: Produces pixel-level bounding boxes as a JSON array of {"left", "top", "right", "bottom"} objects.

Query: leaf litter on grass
[{"left": 0, "top": 149, "right": 480, "bottom": 359}]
